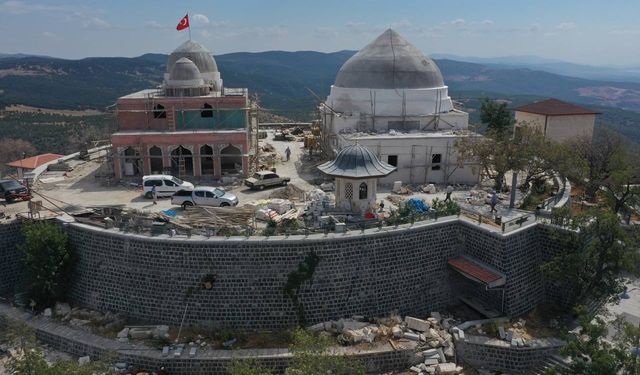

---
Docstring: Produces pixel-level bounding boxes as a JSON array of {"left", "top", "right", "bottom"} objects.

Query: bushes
[{"left": 18, "top": 221, "right": 76, "bottom": 310}]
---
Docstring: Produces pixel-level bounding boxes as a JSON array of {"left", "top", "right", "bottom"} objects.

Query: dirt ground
[{"left": 0, "top": 130, "right": 517, "bottom": 224}]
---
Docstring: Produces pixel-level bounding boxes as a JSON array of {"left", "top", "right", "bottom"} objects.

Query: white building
[
  {"left": 514, "top": 98, "right": 599, "bottom": 143},
  {"left": 320, "top": 29, "right": 479, "bottom": 186}
]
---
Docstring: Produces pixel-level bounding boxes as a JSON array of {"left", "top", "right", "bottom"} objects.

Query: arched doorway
[
  {"left": 170, "top": 146, "right": 194, "bottom": 177},
  {"left": 122, "top": 147, "right": 141, "bottom": 176},
  {"left": 200, "top": 145, "right": 214, "bottom": 176},
  {"left": 201, "top": 103, "right": 213, "bottom": 118},
  {"left": 149, "top": 146, "right": 163, "bottom": 174},
  {"left": 220, "top": 144, "right": 242, "bottom": 174},
  {"left": 153, "top": 104, "right": 166, "bottom": 119}
]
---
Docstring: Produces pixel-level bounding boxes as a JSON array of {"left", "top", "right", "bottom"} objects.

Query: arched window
[
  {"left": 344, "top": 182, "right": 353, "bottom": 200},
  {"left": 153, "top": 104, "right": 166, "bottom": 119},
  {"left": 359, "top": 182, "right": 368, "bottom": 200},
  {"left": 149, "top": 146, "right": 163, "bottom": 174},
  {"left": 201, "top": 103, "right": 213, "bottom": 118}
]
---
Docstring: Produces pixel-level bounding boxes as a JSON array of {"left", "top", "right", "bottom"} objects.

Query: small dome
[
  {"left": 318, "top": 143, "right": 396, "bottom": 178},
  {"left": 169, "top": 57, "right": 202, "bottom": 82},
  {"left": 167, "top": 40, "right": 218, "bottom": 74},
  {"left": 334, "top": 29, "right": 444, "bottom": 90}
]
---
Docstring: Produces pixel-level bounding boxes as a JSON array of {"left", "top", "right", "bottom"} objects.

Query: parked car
[
  {"left": 0, "top": 179, "right": 30, "bottom": 203},
  {"left": 171, "top": 187, "right": 239, "bottom": 209},
  {"left": 244, "top": 171, "right": 291, "bottom": 190},
  {"left": 142, "top": 175, "right": 194, "bottom": 199}
]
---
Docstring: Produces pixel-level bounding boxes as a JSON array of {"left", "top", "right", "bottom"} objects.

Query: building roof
[
  {"left": 166, "top": 40, "right": 218, "bottom": 75},
  {"left": 318, "top": 143, "right": 396, "bottom": 178},
  {"left": 334, "top": 29, "right": 444, "bottom": 90},
  {"left": 514, "top": 98, "right": 600, "bottom": 116},
  {"left": 448, "top": 256, "right": 506, "bottom": 287},
  {"left": 6, "top": 153, "right": 63, "bottom": 169}
]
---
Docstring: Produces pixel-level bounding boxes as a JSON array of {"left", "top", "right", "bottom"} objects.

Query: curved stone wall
[
  {"left": 66, "top": 218, "right": 462, "bottom": 329},
  {"left": 0, "top": 216, "right": 568, "bottom": 330}
]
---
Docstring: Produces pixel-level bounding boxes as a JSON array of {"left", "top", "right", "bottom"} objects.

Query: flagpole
[{"left": 188, "top": 13, "right": 192, "bottom": 41}]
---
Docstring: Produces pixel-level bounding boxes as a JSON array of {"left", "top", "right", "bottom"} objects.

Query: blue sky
[{"left": 1, "top": 0, "right": 639, "bottom": 65}]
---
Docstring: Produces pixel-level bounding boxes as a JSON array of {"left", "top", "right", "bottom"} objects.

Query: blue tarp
[
  {"left": 406, "top": 198, "right": 429, "bottom": 213},
  {"left": 161, "top": 210, "right": 177, "bottom": 217}
]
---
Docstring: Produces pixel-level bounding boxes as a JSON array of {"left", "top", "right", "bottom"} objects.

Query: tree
[
  {"left": 541, "top": 210, "right": 639, "bottom": 310},
  {"left": 18, "top": 221, "right": 76, "bottom": 310},
  {"left": 228, "top": 359, "right": 275, "bottom": 375},
  {"left": 285, "top": 329, "right": 366, "bottom": 375},
  {"left": 456, "top": 122, "right": 546, "bottom": 192},
  {"left": 600, "top": 150, "right": 640, "bottom": 215},
  {"left": 480, "top": 98, "right": 515, "bottom": 140},
  {"left": 548, "top": 310, "right": 640, "bottom": 375},
  {"left": 0, "top": 138, "right": 36, "bottom": 172},
  {"left": 564, "top": 130, "right": 621, "bottom": 201},
  {"left": 2, "top": 321, "right": 115, "bottom": 375}
]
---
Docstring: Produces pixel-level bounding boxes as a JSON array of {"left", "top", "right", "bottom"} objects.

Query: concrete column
[
  {"left": 113, "top": 154, "right": 122, "bottom": 179},
  {"left": 141, "top": 144, "right": 151, "bottom": 176},
  {"left": 242, "top": 155, "right": 249, "bottom": 176},
  {"left": 194, "top": 145, "right": 202, "bottom": 177},
  {"left": 213, "top": 157, "right": 222, "bottom": 179},
  {"left": 162, "top": 146, "right": 172, "bottom": 173}
]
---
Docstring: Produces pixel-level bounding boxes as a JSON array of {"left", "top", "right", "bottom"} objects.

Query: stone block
[
  {"left": 54, "top": 302, "right": 71, "bottom": 317},
  {"left": 406, "top": 316, "right": 430, "bottom": 332},
  {"left": 430, "top": 312, "right": 442, "bottom": 322},
  {"left": 498, "top": 325, "right": 506, "bottom": 339},
  {"left": 78, "top": 356, "right": 90, "bottom": 366},
  {"left": 117, "top": 327, "right": 129, "bottom": 339},
  {"left": 43, "top": 308, "right": 52, "bottom": 318},
  {"left": 424, "top": 358, "right": 439, "bottom": 365},
  {"left": 129, "top": 329, "right": 152, "bottom": 340},
  {"left": 403, "top": 332, "right": 421, "bottom": 341},
  {"left": 392, "top": 326, "right": 403, "bottom": 338},
  {"left": 436, "top": 363, "right": 457, "bottom": 374}
]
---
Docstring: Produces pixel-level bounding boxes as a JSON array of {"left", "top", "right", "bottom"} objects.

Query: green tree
[
  {"left": 480, "top": 98, "right": 515, "bottom": 140},
  {"left": 18, "top": 221, "right": 76, "bottom": 310},
  {"left": 541, "top": 210, "right": 639, "bottom": 310},
  {"left": 548, "top": 310, "right": 640, "bottom": 375},
  {"left": 228, "top": 359, "right": 275, "bottom": 375},
  {"left": 2, "top": 321, "right": 115, "bottom": 375},
  {"left": 285, "top": 329, "right": 366, "bottom": 375}
]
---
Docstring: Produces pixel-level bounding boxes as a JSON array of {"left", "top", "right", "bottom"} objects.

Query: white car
[
  {"left": 142, "top": 175, "right": 194, "bottom": 199},
  {"left": 171, "top": 186, "right": 239, "bottom": 209}
]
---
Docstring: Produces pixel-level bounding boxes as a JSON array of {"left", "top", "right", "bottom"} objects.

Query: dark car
[{"left": 0, "top": 179, "right": 30, "bottom": 203}]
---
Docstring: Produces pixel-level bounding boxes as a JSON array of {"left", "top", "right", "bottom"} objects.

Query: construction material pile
[
  {"left": 154, "top": 206, "right": 254, "bottom": 234},
  {"left": 269, "top": 183, "right": 305, "bottom": 201}
]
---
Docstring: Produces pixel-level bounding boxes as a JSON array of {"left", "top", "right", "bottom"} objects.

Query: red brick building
[{"left": 111, "top": 40, "right": 254, "bottom": 180}]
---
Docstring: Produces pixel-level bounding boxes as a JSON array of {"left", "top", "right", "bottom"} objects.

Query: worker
[
  {"left": 444, "top": 185, "right": 454, "bottom": 202},
  {"left": 379, "top": 200, "right": 385, "bottom": 212},
  {"left": 285, "top": 146, "right": 291, "bottom": 161},
  {"left": 152, "top": 184, "right": 158, "bottom": 205},
  {"left": 490, "top": 191, "right": 498, "bottom": 214}
]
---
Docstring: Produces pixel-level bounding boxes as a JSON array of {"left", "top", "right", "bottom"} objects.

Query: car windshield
[
  {"left": 214, "top": 188, "right": 225, "bottom": 196},
  {"left": 171, "top": 177, "right": 184, "bottom": 185},
  {"left": 252, "top": 173, "right": 262, "bottom": 179},
  {"left": 0, "top": 181, "right": 22, "bottom": 190}
]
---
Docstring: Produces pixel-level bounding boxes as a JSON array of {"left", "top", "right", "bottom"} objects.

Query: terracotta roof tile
[
  {"left": 6, "top": 153, "right": 64, "bottom": 169},
  {"left": 514, "top": 98, "right": 600, "bottom": 116},
  {"left": 448, "top": 256, "right": 502, "bottom": 285}
]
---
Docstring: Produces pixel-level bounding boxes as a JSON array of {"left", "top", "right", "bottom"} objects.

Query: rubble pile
[
  {"left": 48, "top": 302, "right": 126, "bottom": 335},
  {"left": 307, "top": 313, "right": 465, "bottom": 375}
]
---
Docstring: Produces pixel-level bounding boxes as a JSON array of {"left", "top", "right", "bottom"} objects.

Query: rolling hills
[{"left": 1, "top": 50, "right": 640, "bottom": 142}]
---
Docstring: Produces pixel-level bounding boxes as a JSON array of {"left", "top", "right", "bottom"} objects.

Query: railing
[{"left": 459, "top": 207, "right": 537, "bottom": 234}]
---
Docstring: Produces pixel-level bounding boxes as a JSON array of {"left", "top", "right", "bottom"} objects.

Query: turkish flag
[{"left": 176, "top": 14, "right": 189, "bottom": 31}]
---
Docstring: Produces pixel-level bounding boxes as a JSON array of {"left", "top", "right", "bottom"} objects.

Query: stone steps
[{"left": 525, "top": 354, "right": 571, "bottom": 375}]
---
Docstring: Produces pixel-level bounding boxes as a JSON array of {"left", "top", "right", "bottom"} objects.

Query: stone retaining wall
[
  {"left": 0, "top": 303, "right": 412, "bottom": 375},
  {"left": 0, "top": 220, "right": 22, "bottom": 295},
  {"left": 455, "top": 334, "right": 564, "bottom": 374},
  {"left": 0, "top": 217, "right": 571, "bottom": 330},
  {"left": 66, "top": 218, "right": 463, "bottom": 329}
]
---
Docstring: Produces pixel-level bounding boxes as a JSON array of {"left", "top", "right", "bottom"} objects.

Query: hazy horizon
[{"left": 1, "top": 0, "right": 640, "bottom": 66}]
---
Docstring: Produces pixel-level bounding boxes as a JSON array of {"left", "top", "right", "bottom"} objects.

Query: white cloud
[
  {"left": 555, "top": 22, "right": 576, "bottom": 31},
  {"left": 0, "top": 0, "right": 61, "bottom": 14},
  {"left": 192, "top": 13, "right": 210, "bottom": 26},
  {"left": 144, "top": 20, "right": 163, "bottom": 29},
  {"left": 481, "top": 20, "right": 494, "bottom": 26},
  {"left": 82, "top": 17, "right": 111, "bottom": 29},
  {"left": 451, "top": 19, "right": 465, "bottom": 27}
]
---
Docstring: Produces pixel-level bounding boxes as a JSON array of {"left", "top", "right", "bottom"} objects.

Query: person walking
[
  {"left": 444, "top": 185, "right": 454, "bottom": 202},
  {"left": 152, "top": 184, "right": 158, "bottom": 205},
  {"left": 285, "top": 146, "right": 291, "bottom": 161},
  {"left": 379, "top": 200, "right": 385, "bottom": 212},
  {"left": 490, "top": 191, "right": 498, "bottom": 214}
]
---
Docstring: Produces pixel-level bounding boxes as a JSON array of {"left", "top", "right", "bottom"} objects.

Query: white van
[{"left": 142, "top": 175, "right": 194, "bottom": 199}]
